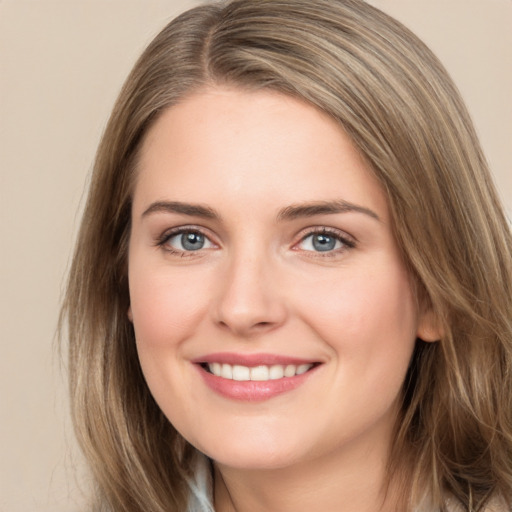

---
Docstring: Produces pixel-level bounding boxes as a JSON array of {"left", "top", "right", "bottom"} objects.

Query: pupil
[
  {"left": 313, "top": 234, "right": 336, "bottom": 252},
  {"left": 182, "top": 232, "right": 204, "bottom": 251}
]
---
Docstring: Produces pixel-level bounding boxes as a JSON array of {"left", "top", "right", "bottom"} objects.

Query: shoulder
[
  {"left": 482, "top": 496, "right": 511, "bottom": 512},
  {"left": 445, "top": 495, "right": 511, "bottom": 512}
]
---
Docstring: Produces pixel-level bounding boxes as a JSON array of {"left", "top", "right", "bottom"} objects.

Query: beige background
[{"left": 1, "top": 1, "right": 510, "bottom": 511}]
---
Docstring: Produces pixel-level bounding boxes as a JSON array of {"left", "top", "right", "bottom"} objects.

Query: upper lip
[{"left": 192, "top": 352, "right": 320, "bottom": 366}]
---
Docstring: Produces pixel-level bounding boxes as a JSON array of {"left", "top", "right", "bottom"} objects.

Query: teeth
[
  {"left": 269, "top": 365, "right": 284, "bottom": 380},
  {"left": 250, "top": 365, "right": 269, "bottom": 381},
  {"left": 284, "top": 364, "right": 296, "bottom": 377},
  {"left": 296, "top": 364, "right": 311, "bottom": 375},
  {"left": 221, "top": 363, "right": 232, "bottom": 379},
  {"left": 232, "top": 365, "right": 250, "bottom": 381},
  {"left": 207, "top": 363, "right": 313, "bottom": 381}
]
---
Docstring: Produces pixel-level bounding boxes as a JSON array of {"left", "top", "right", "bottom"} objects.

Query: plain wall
[{"left": 1, "top": 1, "right": 510, "bottom": 511}]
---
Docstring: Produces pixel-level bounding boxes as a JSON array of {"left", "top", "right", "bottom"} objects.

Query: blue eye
[
  {"left": 164, "top": 230, "right": 213, "bottom": 252},
  {"left": 299, "top": 231, "right": 351, "bottom": 253}
]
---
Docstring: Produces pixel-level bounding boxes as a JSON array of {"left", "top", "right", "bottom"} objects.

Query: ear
[
  {"left": 127, "top": 306, "right": 133, "bottom": 323},
  {"left": 416, "top": 308, "right": 443, "bottom": 342}
]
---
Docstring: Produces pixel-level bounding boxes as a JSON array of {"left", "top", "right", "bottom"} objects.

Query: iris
[
  {"left": 312, "top": 233, "right": 337, "bottom": 252},
  {"left": 181, "top": 232, "right": 205, "bottom": 251}
]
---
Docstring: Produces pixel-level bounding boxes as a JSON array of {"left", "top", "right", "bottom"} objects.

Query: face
[{"left": 128, "top": 87, "right": 435, "bottom": 471}]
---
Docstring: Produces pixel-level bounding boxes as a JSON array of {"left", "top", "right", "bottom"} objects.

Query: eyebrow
[
  {"left": 142, "top": 201, "right": 220, "bottom": 219},
  {"left": 277, "top": 200, "right": 380, "bottom": 222},
  {"left": 141, "top": 199, "right": 380, "bottom": 222}
]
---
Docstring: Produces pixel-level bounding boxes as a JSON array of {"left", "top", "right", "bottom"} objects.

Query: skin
[{"left": 128, "top": 87, "right": 438, "bottom": 512}]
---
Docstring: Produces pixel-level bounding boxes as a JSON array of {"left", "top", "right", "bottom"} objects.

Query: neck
[{"left": 213, "top": 427, "right": 405, "bottom": 512}]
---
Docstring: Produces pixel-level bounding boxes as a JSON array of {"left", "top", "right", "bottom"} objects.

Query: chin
[
  {"left": 189, "top": 425, "right": 308, "bottom": 471},
  {"left": 209, "top": 448, "right": 303, "bottom": 471}
]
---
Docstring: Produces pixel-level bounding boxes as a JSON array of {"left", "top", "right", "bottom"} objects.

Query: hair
[{"left": 61, "top": 0, "right": 512, "bottom": 511}]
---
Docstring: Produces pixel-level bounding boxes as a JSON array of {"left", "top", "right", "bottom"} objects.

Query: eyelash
[
  {"left": 155, "top": 226, "right": 356, "bottom": 257},
  {"left": 155, "top": 226, "right": 214, "bottom": 257},
  {"left": 296, "top": 227, "right": 356, "bottom": 257}
]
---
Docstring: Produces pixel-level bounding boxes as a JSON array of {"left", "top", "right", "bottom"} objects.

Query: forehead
[{"left": 134, "top": 87, "right": 388, "bottom": 219}]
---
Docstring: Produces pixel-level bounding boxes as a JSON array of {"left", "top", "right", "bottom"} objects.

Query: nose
[{"left": 213, "top": 252, "right": 287, "bottom": 338}]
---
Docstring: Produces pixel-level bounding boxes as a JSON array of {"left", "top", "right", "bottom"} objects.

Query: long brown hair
[{"left": 61, "top": 1, "right": 512, "bottom": 510}]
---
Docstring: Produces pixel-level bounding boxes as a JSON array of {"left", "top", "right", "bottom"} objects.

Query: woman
[{"left": 61, "top": 0, "right": 512, "bottom": 510}]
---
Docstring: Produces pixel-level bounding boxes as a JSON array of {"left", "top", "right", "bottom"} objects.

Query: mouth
[
  {"left": 200, "top": 362, "right": 318, "bottom": 381},
  {"left": 193, "top": 354, "right": 322, "bottom": 401}
]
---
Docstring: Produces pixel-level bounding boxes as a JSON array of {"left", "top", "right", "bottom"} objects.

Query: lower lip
[{"left": 196, "top": 365, "right": 319, "bottom": 402}]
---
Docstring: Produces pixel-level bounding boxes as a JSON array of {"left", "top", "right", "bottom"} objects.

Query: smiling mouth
[{"left": 200, "top": 362, "right": 319, "bottom": 381}]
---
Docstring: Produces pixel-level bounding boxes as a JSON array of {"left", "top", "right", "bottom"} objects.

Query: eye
[
  {"left": 297, "top": 229, "right": 354, "bottom": 254},
  {"left": 160, "top": 229, "right": 215, "bottom": 253}
]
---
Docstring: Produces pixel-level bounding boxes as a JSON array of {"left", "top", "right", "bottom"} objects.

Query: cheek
[
  {"left": 127, "top": 260, "right": 212, "bottom": 421},
  {"left": 296, "top": 260, "right": 418, "bottom": 374},
  {"left": 128, "top": 261, "right": 211, "bottom": 353}
]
